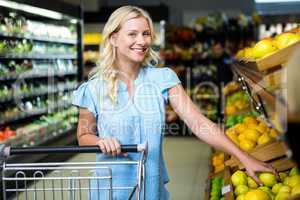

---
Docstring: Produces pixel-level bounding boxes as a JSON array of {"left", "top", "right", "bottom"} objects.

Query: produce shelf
[
  {"left": 0, "top": 85, "right": 77, "bottom": 103},
  {"left": 0, "top": 71, "right": 77, "bottom": 81},
  {"left": 0, "top": 32, "right": 77, "bottom": 45},
  {"left": 0, "top": 54, "right": 77, "bottom": 60},
  {"left": 0, "top": 103, "right": 73, "bottom": 126}
]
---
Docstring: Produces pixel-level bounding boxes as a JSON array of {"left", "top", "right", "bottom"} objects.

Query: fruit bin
[
  {"left": 225, "top": 141, "right": 296, "bottom": 172},
  {"left": 237, "top": 39, "right": 300, "bottom": 72},
  {"left": 222, "top": 165, "right": 300, "bottom": 200}
]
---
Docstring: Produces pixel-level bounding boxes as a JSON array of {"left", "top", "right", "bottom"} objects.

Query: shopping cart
[{"left": 0, "top": 143, "right": 147, "bottom": 200}]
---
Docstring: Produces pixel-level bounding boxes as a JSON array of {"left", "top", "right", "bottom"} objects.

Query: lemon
[
  {"left": 256, "top": 122, "right": 268, "bottom": 133},
  {"left": 269, "top": 129, "right": 279, "bottom": 139},
  {"left": 272, "top": 183, "right": 284, "bottom": 194},
  {"left": 257, "top": 133, "right": 272, "bottom": 145},
  {"left": 284, "top": 175, "right": 300, "bottom": 188},
  {"left": 259, "top": 173, "right": 277, "bottom": 187},
  {"left": 239, "top": 139, "right": 256, "bottom": 151},
  {"left": 278, "top": 185, "right": 291, "bottom": 193},
  {"left": 248, "top": 176, "right": 259, "bottom": 189},
  {"left": 235, "top": 123, "right": 247, "bottom": 134},
  {"left": 291, "top": 183, "right": 300, "bottom": 196},
  {"left": 238, "top": 133, "right": 247, "bottom": 141},
  {"left": 247, "top": 123, "right": 258, "bottom": 130},
  {"left": 252, "top": 39, "right": 277, "bottom": 59},
  {"left": 244, "top": 129, "right": 261, "bottom": 142},
  {"left": 243, "top": 117, "right": 257, "bottom": 125},
  {"left": 236, "top": 194, "right": 245, "bottom": 200},
  {"left": 274, "top": 192, "right": 290, "bottom": 200},
  {"left": 244, "top": 189, "right": 271, "bottom": 200},
  {"left": 231, "top": 170, "right": 248, "bottom": 187},
  {"left": 235, "top": 185, "right": 249, "bottom": 196}
]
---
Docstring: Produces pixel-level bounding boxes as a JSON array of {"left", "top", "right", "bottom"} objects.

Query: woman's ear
[{"left": 109, "top": 33, "right": 118, "bottom": 47}]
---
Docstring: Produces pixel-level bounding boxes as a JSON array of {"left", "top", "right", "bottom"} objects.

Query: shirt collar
[{"left": 118, "top": 67, "right": 145, "bottom": 92}]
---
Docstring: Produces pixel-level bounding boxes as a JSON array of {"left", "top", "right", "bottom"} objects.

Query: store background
[{"left": 1, "top": 0, "right": 300, "bottom": 200}]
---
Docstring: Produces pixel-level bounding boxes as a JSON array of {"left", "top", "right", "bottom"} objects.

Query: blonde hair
[{"left": 89, "top": 6, "right": 160, "bottom": 104}]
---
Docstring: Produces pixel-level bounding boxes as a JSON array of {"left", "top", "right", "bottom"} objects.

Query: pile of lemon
[
  {"left": 226, "top": 116, "right": 278, "bottom": 152},
  {"left": 235, "top": 31, "right": 300, "bottom": 61},
  {"left": 231, "top": 167, "right": 300, "bottom": 200}
]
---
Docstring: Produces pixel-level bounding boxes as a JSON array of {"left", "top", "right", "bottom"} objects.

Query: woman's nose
[{"left": 136, "top": 34, "right": 146, "bottom": 45}]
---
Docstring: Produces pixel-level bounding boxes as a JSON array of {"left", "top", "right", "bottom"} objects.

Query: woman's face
[{"left": 112, "top": 16, "right": 151, "bottom": 64}]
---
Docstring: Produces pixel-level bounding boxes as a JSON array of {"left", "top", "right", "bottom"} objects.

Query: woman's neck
[{"left": 115, "top": 60, "right": 141, "bottom": 83}]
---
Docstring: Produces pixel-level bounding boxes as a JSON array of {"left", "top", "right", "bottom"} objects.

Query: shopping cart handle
[{"left": 1, "top": 144, "right": 147, "bottom": 157}]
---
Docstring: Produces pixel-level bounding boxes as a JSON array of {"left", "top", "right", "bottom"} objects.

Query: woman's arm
[
  {"left": 77, "top": 108, "right": 122, "bottom": 156},
  {"left": 168, "top": 84, "right": 276, "bottom": 184}
]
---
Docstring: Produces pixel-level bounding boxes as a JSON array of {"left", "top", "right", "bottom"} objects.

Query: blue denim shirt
[{"left": 72, "top": 66, "right": 181, "bottom": 199}]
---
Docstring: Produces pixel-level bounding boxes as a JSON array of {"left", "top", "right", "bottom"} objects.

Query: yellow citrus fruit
[
  {"left": 257, "top": 133, "right": 272, "bottom": 145},
  {"left": 236, "top": 194, "right": 245, "bottom": 200},
  {"left": 244, "top": 47, "right": 255, "bottom": 60},
  {"left": 248, "top": 176, "right": 259, "bottom": 189},
  {"left": 247, "top": 123, "right": 258, "bottom": 130},
  {"left": 272, "top": 183, "right": 284, "bottom": 194},
  {"left": 225, "top": 105, "right": 237, "bottom": 115},
  {"left": 291, "top": 183, "right": 300, "bottom": 196},
  {"left": 274, "top": 192, "right": 290, "bottom": 200},
  {"left": 284, "top": 175, "right": 300, "bottom": 188},
  {"left": 235, "top": 123, "right": 247, "bottom": 134},
  {"left": 231, "top": 170, "right": 248, "bottom": 186},
  {"left": 243, "top": 117, "right": 257, "bottom": 125},
  {"left": 275, "top": 32, "right": 300, "bottom": 49},
  {"left": 244, "top": 129, "right": 261, "bottom": 142},
  {"left": 256, "top": 122, "right": 268, "bottom": 133},
  {"left": 239, "top": 139, "right": 256, "bottom": 151},
  {"left": 269, "top": 129, "right": 279, "bottom": 139},
  {"left": 238, "top": 133, "right": 247, "bottom": 141},
  {"left": 252, "top": 39, "right": 277, "bottom": 59},
  {"left": 278, "top": 185, "right": 291, "bottom": 193},
  {"left": 235, "top": 185, "right": 249, "bottom": 196},
  {"left": 259, "top": 172, "right": 277, "bottom": 187},
  {"left": 244, "top": 189, "right": 271, "bottom": 200}
]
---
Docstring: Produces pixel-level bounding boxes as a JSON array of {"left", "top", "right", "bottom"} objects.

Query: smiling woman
[{"left": 72, "top": 5, "right": 277, "bottom": 200}]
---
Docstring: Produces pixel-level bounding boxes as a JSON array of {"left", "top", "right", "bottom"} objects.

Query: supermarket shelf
[
  {"left": 0, "top": 53, "right": 77, "bottom": 60},
  {"left": 0, "top": 32, "right": 77, "bottom": 45},
  {"left": 0, "top": 85, "right": 77, "bottom": 103},
  {"left": 0, "top": 103, "right": 73, "bottom": 126},
  {"left": 0, "top": 71, "right": 77, "bottom": 81}
]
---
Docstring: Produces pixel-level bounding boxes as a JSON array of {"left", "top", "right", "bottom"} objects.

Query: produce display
[
  {"left": 230, "top": 167, "right": 300, "bottom": 200},
  {"left": 225, "top": 116, "right": 279, "bottom": 151},
  {"left": 235, "top": 29, "right": 300, "bottom": 61},
  {"left": 0, "top": 12, "right": 76, "bottom": 40},
  {"left": 225, "top": 91, "right": 250, "bottom": 116},
  {"left": 0, "top": 4, "right": 81, "bottom": 149},
  {"left": 210, "top": 176, "right": 225, "bottom": 200},
  {"left": 212, "top": 152, "right": 225, "bottom": 173},
  {"left": 1, "top": 107, "right": 78, "bottom": 146}
]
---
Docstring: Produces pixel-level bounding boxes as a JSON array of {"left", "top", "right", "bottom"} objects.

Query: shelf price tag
[{"left": 221, "top": 185, "right": 231, "bottom": 195}]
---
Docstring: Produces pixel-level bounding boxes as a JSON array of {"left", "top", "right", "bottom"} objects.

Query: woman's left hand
[{"left": 241, "top": 154, "right": 279, "bottom": 185}]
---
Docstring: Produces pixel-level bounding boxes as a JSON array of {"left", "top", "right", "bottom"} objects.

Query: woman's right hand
[{"left": 97, "top": 137, "right": 126, "bottom": 156}]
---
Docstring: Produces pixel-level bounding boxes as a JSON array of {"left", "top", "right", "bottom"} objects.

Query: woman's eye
[
  {"left": 143, "top": 32, "right": 151, "bottom": 36},
  {"left": 129, "top": 33, "right": 136, "bottom": 36}
]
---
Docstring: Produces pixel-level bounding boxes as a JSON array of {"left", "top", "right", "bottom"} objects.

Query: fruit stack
[
  {"left": 235, "top": 29, "right": 300, "bottom": 61},
  {"left": 225, "top": 116, "right": 279, "bottom": 152},
  {"left": 230, "top": 167, "right": 300, "bottom": 200},
  {"left": 212, "top": 152, "right": 225, "bottom": 173},
  {"left": 225, "top": 91, "right": 250, "bottom": 116}
]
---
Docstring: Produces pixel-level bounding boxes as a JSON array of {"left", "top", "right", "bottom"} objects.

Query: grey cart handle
[{"left": 0, "top": 144, "right": 147, "bottom": 157}]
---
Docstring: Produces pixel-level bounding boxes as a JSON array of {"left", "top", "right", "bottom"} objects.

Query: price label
[{"left": 221, "top": 185, "right": 231, "bottom": 195}]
